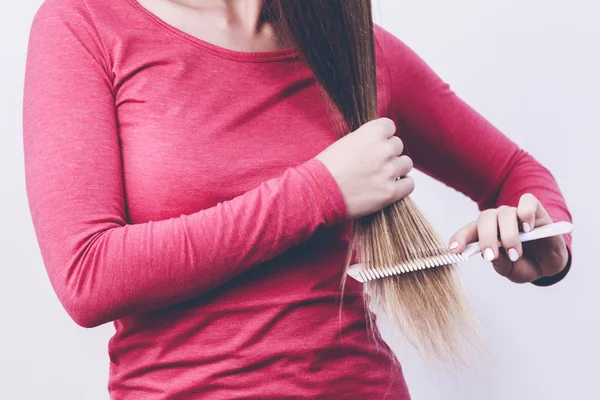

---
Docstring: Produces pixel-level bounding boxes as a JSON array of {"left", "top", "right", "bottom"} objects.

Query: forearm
[
  {"left": 375, "top": 25, "right": 573, "bottom": 286},
  {"left": 29, "top": 159, "right": 346, "bottom": 328}
]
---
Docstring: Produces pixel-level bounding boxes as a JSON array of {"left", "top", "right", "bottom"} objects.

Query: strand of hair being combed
[{"left": 273, "top": 0, "right": 482, "bottom": 363}]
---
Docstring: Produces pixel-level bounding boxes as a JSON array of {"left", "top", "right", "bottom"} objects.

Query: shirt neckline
[{"left": 126, "top": 0, "right": 301, "bottom": 63}]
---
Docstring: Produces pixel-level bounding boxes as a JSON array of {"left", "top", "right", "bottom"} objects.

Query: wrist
[{"left": 532, "top": 241, "right": 572, "bottom": 287}]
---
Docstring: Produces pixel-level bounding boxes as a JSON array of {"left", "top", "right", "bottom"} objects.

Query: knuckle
[
  {"left": 498, "top": 206, "right": 516, "bottom": 218},
  {"left": 389, "top": 134, "right": 401, "bottom": 143},
  {"left": 359, "top": 119, "right": 380, "bottom": 134},
  {"left": 516, "top": 206, "right": 534, "bottom": 221},
  {"left": 380, "top": 117, "right": 395, "bottom": 127},
  {"left": 401, "top": 155, "right": 413, "bottom": 173},
  {"left": 390, "top": 135, "right": 404, "bottom": 152},
  {"left": 379, "top": 118, "right": 396, "bottom": 135},
  {"left": 520, "top": 193, "right": 536, "bottom": 202},
  {"left": 478, "top": 209, "right": 496, "bottom": 223},
  {"left": 516, "top": 206, "right": 533, "bottom": 216},
  {"left": 385, "top": 142, "right": 397, "bottom": 158}
]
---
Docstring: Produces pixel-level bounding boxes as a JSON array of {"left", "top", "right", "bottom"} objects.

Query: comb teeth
[{"left": 348, "top": 251, "right": 468, "bottom": 283}]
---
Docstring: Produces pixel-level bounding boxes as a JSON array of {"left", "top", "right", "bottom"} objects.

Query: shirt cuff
[
  {"left": 531, "top": 239, "right": 572, "bottom": 287},
  {"left": 295, "top": 158, "right": 348, "bottom": 227}
]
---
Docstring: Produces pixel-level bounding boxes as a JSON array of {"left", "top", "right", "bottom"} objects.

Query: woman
[{"left": 23, "top": 0, "right": 572, "bottom": 398}]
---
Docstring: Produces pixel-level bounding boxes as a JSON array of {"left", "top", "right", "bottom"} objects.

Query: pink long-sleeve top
[{"left": 23, "top": 0, "right": 573, "bottom": 398}]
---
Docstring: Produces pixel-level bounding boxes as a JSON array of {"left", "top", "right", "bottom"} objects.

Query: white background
[{"left": 1, "top": 0, "right": 598, "bottom": 398}]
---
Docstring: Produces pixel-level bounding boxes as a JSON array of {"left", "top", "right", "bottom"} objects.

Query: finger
[
  {"left": 448, "top": 221, "right": 478, "bottom": 254},
  {"left": 516, "top": 193, "right": 547, "bottom": 232},
  {"left": 373, "top": 117, "right": 396, "bottom": 138},
  {"left": 492, "top": 252, "right": 514, "bottom": 278},
  {"left": 356, "top": 117, "right": 396, "bottom": 138},
  {"left": 386, "top": 135, "right": 404, "bottom": 158},
  {"left": 389, "top": 155, "right": 413, "bottom": 178},
  {"left": 497, "top": 206, "right": 522, "bottom": 262},
  {"left": 392, "top": 176, "right": 415, "bottom": 202},
  {"left": 478, "top": 208, "right": 501, "bottom": 262}
]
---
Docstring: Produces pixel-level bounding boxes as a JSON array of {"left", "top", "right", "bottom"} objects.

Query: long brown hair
[{"left": 271, "top": 0, "right": 481, "bottom": 362}]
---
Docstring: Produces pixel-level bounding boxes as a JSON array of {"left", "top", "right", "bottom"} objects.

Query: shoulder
[
  {"left": 31, "top": 0, "right": 99, "bottom": 42},
  {"left": 30, "top": 0, "right": 138, "bottom": 52},
  {"left": 28, "top": 0, "right": 112, "bottom": 75},
  {"left": 33, "top": 0, "right": 92, "bottom": 21},
  {"left": 373, "top": 24, "right": 435, "bottom": 84},
  {"left": 31, "top": 0, "right": 119, "bottom": 33},
  {"left": 373, "top": 24, "right": 414, "bottom": 62},
  {"left": 373, "top": 24, "right": 394, "bottom": 42}
]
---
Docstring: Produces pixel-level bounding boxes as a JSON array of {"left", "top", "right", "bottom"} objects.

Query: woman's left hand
[{"left": 448, "top": 193, "right": 569, "bottom": 283}]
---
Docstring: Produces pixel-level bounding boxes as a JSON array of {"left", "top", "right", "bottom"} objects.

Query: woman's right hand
[{"left": 315, "top": 118, "right": 414, "bottom": 219}]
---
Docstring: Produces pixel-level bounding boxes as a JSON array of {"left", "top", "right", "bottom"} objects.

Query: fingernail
[
  {"left": 508, "top": 248, "right": 520, "bottom": 262},
  {"left": 523, "top": 222, "right": 532, "bottom": 233},
  {"left": 449, "top": 242, "right": 459, "bottom": 251},
  {"left": 483, "top": 247, "right": 495, "bottom": 262}
]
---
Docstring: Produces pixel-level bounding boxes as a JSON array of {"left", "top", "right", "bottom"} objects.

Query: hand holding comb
[{"left": 347, "top": 221, "right": 574, "bottom": 283}]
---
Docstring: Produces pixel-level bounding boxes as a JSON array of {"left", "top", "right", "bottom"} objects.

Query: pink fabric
[{"left": 23, "top": 0, "right": 572, "bottom": 398}]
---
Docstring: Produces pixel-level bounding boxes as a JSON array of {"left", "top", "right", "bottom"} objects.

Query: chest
[{"left": 113, "top": 50, "right": 387, "bottom": 223}]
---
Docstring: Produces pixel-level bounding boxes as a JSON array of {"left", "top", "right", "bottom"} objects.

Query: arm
[
  {"left": 375, "top": 26, "right": 572, "bottom": 285},
  {"left": 23, "top": 3, "right": 347, "bottom": 328}
]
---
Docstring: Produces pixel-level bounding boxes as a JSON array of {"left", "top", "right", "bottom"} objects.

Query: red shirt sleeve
[
  {"left": 375, "top": 26, "right": 573, "bottom": 286},
  {"left": 22, "top": 3, "right": 347, "bottom": 328}
]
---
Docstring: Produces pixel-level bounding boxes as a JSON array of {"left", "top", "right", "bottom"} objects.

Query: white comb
[{"left": 347, "top": 221, "right": 574, "bottom": 283}]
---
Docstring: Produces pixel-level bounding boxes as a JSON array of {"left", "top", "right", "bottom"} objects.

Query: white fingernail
[
  {"left": 449, "top": 242, "right": 459, "bottom": 250},
  {"left": 483, "top": 248, "right": 495, "bottom": 262},
  {"left": 508, "top": 248, "right": 520, "bottom": 262},
  {"left": 523, "top": 222, "right": 532, "bottom": 233}
]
